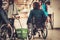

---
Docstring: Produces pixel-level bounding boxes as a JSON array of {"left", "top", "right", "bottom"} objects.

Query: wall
[{"left": 51, "top": 0, "right": 60, "bottom": 28}]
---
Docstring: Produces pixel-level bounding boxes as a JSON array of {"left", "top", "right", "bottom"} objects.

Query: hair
[
  {"left": 45, "top": 1, "right": 50, "bottom": 5},
  {"left": 0, "top": 0, "right": 2, "bottom": 7},
  {"left": 9, "top": 0, "right": 14, "bottom": 5},
  {"left": 39, "top": 0, "right": 46, "bottom": 3},
  {"left": 33, "top": 2, "right": 40, "bottom": 9}
]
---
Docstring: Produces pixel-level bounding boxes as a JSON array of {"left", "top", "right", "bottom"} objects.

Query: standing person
[
  {"left": 39, "top": 0, "right": 53, "bottom": 29},
  {"left": 27, "top": 2, "right": 47, "bottom": 35},
  {"left": 45, "top": 1, "right": 53, "bottom": 29}
]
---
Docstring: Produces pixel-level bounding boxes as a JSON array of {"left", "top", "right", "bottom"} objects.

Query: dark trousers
[{"left": 48, "top": 14, "right": 53, "bottom": 29}]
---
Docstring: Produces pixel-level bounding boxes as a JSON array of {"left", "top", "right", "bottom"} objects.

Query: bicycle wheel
[{"left": 41, "top": 27, "right": 48, "bottom": 39}]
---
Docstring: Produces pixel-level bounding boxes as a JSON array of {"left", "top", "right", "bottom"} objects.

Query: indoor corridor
[{"left": 1, "top": 0, "right": 60, "bottom": 40}]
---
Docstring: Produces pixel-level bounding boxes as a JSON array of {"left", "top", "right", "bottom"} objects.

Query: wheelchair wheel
[
  {"left": 0, "top": 24, "right": 13, "bottom": 40},
  {"left": 0, "top": 28, "right": 2, "bottom": 40},
  {"left": 27, "top": 24, "right": 33, "bottom": 40},
  {"left": 28, "top": 24, "right": 38, "bottom": 40},
  {"left": 28, "top": 29, "right": 32, "bottom": 40},
  {"left": 41, "top": 27, "right": 48, "bottom": 39}
]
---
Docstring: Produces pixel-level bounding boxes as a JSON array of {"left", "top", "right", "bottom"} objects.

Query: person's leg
[
  {"left": 49, "top": 19, "right": 53, "bottom": 29},
  {"left": 49, "top": 16, "right": 53, "bottom": 29},
  {"left": 10, "top": 18, "right": 18, "bottom": 37},
  {"left": 48, "top": 14, "right": 53, "bottom": 29}
]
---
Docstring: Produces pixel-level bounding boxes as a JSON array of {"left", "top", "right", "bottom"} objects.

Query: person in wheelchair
[
  {"left": 0, "top": 0, "right": 12, "bottom": 38},
  {"left": 2, "top": 0, "right": 18, "bottom": 38},
  {"left": 0, "top": 0, "right": 16, "bottom": 39},
  {"left": 27, "top": 2, "right": 47, "bottom": 35}
]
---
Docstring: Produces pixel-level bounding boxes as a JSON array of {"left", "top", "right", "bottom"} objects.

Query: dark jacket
[
  {"left": 0, "top": 8, "right": 10, "bottom": 25},
  {"left": 27, "top": 9, "right": 47, "bottom": 24}
]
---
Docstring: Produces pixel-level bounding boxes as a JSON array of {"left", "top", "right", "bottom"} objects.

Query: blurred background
[{"left": 2, "top": 0, "right": 60, "bottom": 40}]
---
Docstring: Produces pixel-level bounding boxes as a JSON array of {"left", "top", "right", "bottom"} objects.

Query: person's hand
[
  {"left": 7, "top": 23, "right": 11, "bottom": 28},
  {"left": 12, "top": 15, "right": 15, "bottom": 18},
  {"left": 16, "top": 15, "right": 20, "bottom": 19}
]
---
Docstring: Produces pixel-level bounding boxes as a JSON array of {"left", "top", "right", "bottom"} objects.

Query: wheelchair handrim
[
  {"left": 0, "top": 24, "right": 14, "bottom": 39},
  {"left": 42, "top": 27, "right": 48, "bottom": 39}
]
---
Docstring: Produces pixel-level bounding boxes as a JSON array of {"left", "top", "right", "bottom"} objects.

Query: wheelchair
[
  {"left": 0, "top": 14, "right": 19, "bottom": 40},
  {"left": 28, "top": 22, "right": 48, "bottom": 40}
]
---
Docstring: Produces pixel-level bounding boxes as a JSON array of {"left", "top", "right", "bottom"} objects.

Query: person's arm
[
  {"left": 42, "top": 3, "right": 48, "bottom": 17},
  {"left": 27, "top": 10, "right": 33, "bottom": 24},
  {"left": 42, "top": 10, "right": 47, "bottom": 22},
  {"left": 1, "top": 10, "right": 10, "bottom": 24}
]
